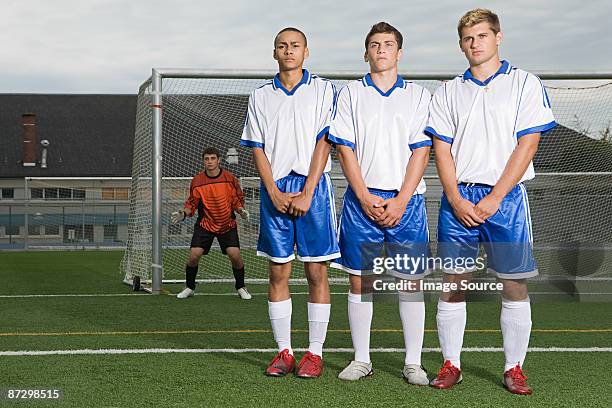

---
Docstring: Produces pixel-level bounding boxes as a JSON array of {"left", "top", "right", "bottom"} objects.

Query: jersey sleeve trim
[
  {"left": 516, "top": 120, "right": 557, "bottom": 138},
  {"left": 240, "top": 140, "right": 264, "bottom": 148},
  {"left": 424, "top": 126, "right": 453, "bottom": 144}
]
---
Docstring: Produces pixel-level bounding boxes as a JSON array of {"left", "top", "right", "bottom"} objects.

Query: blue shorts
[
  {"left": 257, "top": 172, "right": 340, "bottom": 264},
  {"left": 331, "top": 187, "right": 431, "bottom": 278},
  {"left": 437, "top": 183, "right": 537, "bottom": 279}
]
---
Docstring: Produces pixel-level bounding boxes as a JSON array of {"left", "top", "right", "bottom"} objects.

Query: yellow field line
[{"left": 0, "top": 328, "right": 611, "bottom": 337}]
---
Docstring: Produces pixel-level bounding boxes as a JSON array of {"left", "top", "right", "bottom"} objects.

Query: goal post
[{"left": 121, "top": 69, "right": 612, "bottom": 294}]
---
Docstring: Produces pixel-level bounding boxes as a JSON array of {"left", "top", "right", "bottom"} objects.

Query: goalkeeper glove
[
  {"left": 237, "top": 208, "right": 250, "bottom": 222},
  {"left": 171, "top": 209, "right": 187, "bottom": 224}
]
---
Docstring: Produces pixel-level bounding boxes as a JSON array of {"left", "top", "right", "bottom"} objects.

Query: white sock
[
  {"left": 501, "top": 297, "right": 532, "bottom": 372},
  {"left": 399, "top": 291, "right": 425, "bottom": 365},
  {"left": 268, "top": 298, "right": 292, "bottom": 355},
  {"left": 307, "top": 302, "right": 330, "bottom": 358},
  {"left": 436, "top": 299, "right": 466, "bottom": 369},
  {"left": 348, "top": 291, "right": 373, "bottom": 364}
]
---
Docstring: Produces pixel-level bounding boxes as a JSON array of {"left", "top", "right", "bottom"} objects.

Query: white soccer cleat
[
  {"left": 402, "top": 364, "right": 429, "bottom": 386},
  {"left": 176, "top": 288, "right": 194, "bottom": 299},
  {"left": 237, "top": 287, "right": 252, "bottom": 300},
  {"left": 338, "top": 360, "right": 373, "bottom": 381}
]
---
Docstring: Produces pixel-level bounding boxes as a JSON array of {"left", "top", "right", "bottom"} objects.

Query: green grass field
[{"left": 0, "top": 250, "right": 611, "bottom": 407}]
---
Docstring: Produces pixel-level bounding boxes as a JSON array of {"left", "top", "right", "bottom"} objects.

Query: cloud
[{"left": 0, "top": 0, "right": 609, "bottom": 93}]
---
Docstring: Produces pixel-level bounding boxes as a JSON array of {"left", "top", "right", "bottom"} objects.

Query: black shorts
[{"left": 190, "top": 225, "right": 240, "bottom": 254}]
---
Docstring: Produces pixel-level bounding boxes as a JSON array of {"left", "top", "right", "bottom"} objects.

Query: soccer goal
[{"left": 121, "top": 69, "right": 612, "bottom": 293}]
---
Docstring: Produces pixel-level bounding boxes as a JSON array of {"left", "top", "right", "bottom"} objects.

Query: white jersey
[
  {"left": 240, "top": 69, "right": 335, "bottom": 181},
  {"left": 329, "top": 74, "right": 431, "bottom": 193},
  {"left": 425, "top": 60, "right": 556, "bottom": 185}
]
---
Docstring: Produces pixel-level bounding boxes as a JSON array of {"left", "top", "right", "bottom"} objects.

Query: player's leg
[
  {"left": 482, "top": 184, "right": 536, "bottom": 394},
  {"left": 294, "top": 261, "right": 330, "bottom": 378},
  {"left": 331, "top": 186, "right": 384, "bottom": 380},
  {"left": 431, "top": 186, "right": 480, "bottom": 388},
  {"left": 225, "top": 247, "right": 251, "bottom": 299},
  {"left": 177, "top": 226, "right": 214, "bottom": 298},
  {"left": 292, "top": 173, "right": 338, "bottom": 377},
  {"left": 265, "top": 260, "right": 296, "bottom": 376},
  {"left": 258, "top": 175, "right": 298, "bottom": 376},
  {"left": 218, "top": 227, "right": 251, "bottom": 299},
  {"left": 385, "top": 193, "right": 430, "bottom": 386}
]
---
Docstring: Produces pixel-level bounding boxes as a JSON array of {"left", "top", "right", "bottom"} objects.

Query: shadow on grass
[{"left": 461, "top": 360, "right": 504, "bottom": 389}]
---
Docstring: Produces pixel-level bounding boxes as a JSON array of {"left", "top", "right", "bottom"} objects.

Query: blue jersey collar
[
  {"left": 272, "top": 69, "right": 310, "bottom": 96},
  {"left": 362, "top": 73, "right": 404, "bottom": 97},
  {"left": 463, "top": 60, "right": 512, "bottom": 86}
]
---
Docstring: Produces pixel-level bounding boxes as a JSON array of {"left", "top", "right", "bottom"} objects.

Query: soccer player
[
  {"left": 171, "top": 147, "right": 252, "bottom": 300},
  {"left": 426, "top": 9, "right": 556, "bottom": 395},
  {"left": 240, "top": 27, "right": 339, "bottom": 378},
  {"left": 328, "top": 22, "right": 432, "bottom": 384}
]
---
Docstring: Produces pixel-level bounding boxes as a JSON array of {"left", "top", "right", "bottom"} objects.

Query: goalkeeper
[{"left": 171, "top": 147, "right": 251, "bottom": 300}]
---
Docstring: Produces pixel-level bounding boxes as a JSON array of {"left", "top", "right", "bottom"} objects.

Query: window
[
  {"left": 101, "top": 188, "right": 115, "bottom": 200},
  {"left": 73, "top": 189, "right": 86, "bottom": 200},
  {"left": 45, "top": 225, "right": 60, "bottom": 236},
  {"left": 59, "top": 188, "right": 72, "bottom": 199},
  {"left": 1, "top": 188, "right": 14, "bottom": 199},
  {"left": 44, "top": 188, "right": 58, "bottom": 199},
  {"left": 104, "top": 224, "right": 118, "bottom": 241},
  {"left": 115, "top": 188, "right": 129, "bottom": 200},
  {"left": 101, "top": 187, "right": 130, "bottom": 200},
  {"left": 5, "top": 225, "right": 20, "bottom": 236},
  {"left": 28, "top": 225, "right": 42, "bottom": 236},
  {"left": 31, "top": 188, "right": 43, "bottom": 199}
]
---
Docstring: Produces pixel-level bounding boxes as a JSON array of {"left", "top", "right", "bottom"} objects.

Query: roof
[{"left": 0, "top": 94, "right": 137, "bottom": 178}]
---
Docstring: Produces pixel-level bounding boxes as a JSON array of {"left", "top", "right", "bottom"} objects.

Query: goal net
[{"left": 121, "top": 71, "right": 612, "bottom": 291}]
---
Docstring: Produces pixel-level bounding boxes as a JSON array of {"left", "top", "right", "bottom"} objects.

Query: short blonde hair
[{"left": 457, "top": 8, "right": 500, "bottom": 38}]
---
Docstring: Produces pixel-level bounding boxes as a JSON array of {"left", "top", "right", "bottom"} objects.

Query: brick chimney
[{"left": 22, "top": 113, "right": 37, "bottom": 167}]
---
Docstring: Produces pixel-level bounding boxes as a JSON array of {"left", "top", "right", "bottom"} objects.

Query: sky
[{"left": 1, "top": 0, "right": 611, "bottom": 94}]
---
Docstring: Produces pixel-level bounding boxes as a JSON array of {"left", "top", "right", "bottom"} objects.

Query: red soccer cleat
[
  {"left": 430, "top": 360, "right": 463, "bottom": 389},
  {"left": 503, "top": 364, "right": 533, "bottom": 395},
  {"left": 295, "top": 351, "right": 324, "bottom": 378},
  {"left": 265, "top": 349, "right": 296, "bottom": 377}
]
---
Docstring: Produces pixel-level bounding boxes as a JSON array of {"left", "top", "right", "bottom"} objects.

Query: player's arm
[
  {"left": 230, "top": 174, "right": 250, "bottom": 221},
  {"left": 475, "top": 134, "right": 540, "bottom": 220},
  {"left": 434, "top": 139, "right": 484, "bottom": 227},
  {"left": 252, "top": 147, "right": 298, "bottom": 214},
  {"left": 427, "top": 84, "right": 483, "bottom": 227},
  {"left": 329, "top": 85, "right": 383, "bottom": 220},
  {"left": 336, "top": 145, "right": 384, "bottom": 221},
  {"left": 476, "top": 74, "right": 555, "bottom": 220},
  {"left": 171, "top": 178, "right": 198, "bottom": 224},
  {"left": 376, "top": 146, "right": 430, "bottom": 228},
  {"left": 287, "top": 135, "right": 331, "bottom": 217},
  {"left": 377, "top": 87, "right": 432, "bottom": 227},
  {"left": 289, "top": 81, "right": 337, "bottom": 217},
  {"left": 241, "top": 88, "right": 297, "bottom": 214}
]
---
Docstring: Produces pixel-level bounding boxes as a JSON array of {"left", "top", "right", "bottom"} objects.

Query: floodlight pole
[{"left": 151, "top": 69, "right": 163, "bottom": 294}]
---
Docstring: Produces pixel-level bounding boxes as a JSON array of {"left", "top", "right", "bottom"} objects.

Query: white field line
[
  {"left": 0, "top": 292, "right": 345, "bottom": 298},
  {"left": 1, "top": 347, "right": 611, "bottom": 357},
  {"left": 1, "top": 291, "right": 611, "bottom": 299}
]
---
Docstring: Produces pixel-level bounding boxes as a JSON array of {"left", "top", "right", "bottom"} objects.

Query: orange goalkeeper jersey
[{"left": 184, "top": 169, "right": 245, "bottom": 234}]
